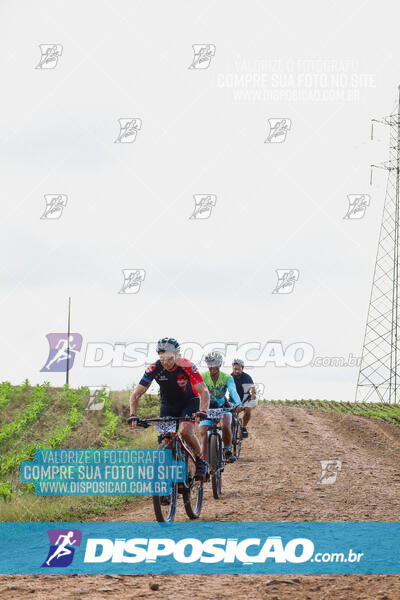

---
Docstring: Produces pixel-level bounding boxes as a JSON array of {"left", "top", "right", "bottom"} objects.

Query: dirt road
[{"left": 2, "top": 404, "right": 400, "bottom": 599}]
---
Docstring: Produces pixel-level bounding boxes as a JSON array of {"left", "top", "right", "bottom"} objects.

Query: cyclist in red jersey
[{"left": 128, "top": 337, "right": 210, "bottom": 480}]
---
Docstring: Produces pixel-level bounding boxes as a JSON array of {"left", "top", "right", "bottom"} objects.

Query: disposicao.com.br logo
[
  {"left": 82, "top": 536, "right": 363, "bottom": 566},
  {"left": 0, "top": 522, "right": 378, "bottom": 574}
]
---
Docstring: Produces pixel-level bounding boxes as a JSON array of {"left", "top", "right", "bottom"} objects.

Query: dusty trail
[
  {"left": 93, "top": 402, "right": 400, "bottom": 522},
  {"left": 3, "top": 404, "right": 400, "bottom": 599}
]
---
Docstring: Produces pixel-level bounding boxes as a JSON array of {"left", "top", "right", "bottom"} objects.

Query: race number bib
[
  {"left": 207, "top": 408, "right": 224, "bottom": 420},
  {"left": 156, "top": 421, "right": 177, "bottom": 434}
]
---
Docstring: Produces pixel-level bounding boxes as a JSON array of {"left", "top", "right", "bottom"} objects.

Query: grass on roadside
[
  {"left": 0, "top": 386, "right": 161, "bottom": 522},
  {"left": 0, "top": 426, "right": 158, "bottom": 522}
]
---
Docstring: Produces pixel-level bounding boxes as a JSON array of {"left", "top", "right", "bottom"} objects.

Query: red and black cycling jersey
[{"left": 139, "top": 357, "right": 204, "bottom": 404}]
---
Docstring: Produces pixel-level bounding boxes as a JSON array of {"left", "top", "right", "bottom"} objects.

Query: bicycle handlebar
[
  {"left": 134, "top": 416, "right": 194, "bottom": 429},
  {"left": 131, "top": 408, "right": 241, "bottom": 429}
]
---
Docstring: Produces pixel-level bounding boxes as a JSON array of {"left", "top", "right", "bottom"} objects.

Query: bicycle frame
[
  {"left": 162, "top": 430, "right": 197, "bottom": 468},
  {"left": 136, "top": 416, "right": 197, "bottom": 468},
  {"left": 207, "top": 418, "right": 222, "bottom": 437},
  {"left": 135, "top": 416, "right": 203, "bottom": 521}
]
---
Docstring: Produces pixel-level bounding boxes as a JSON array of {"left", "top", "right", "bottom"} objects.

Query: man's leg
[
  {"left": 221, "top": 414, "right": 232, "bottom": 447},
  {"left": 46, "top": 546, "right": 64, "bottom": 565},
  {"left": 221, "top": 414, "right": 236, "bottom": 462},
  {"left": 179, "top": 422, "right": 201, "bottom": 456},
  {"left": 242, "top": 405, "right": 254, "bottom": 438},
  {"left": 199, "top": 424, "right": 209, "bottom": 460},
  {"left": 243, "top": 406, "right": 252, "bottom": 427},
  {"left": 179, "top": 421, "right": 208, "bottom": 480}
]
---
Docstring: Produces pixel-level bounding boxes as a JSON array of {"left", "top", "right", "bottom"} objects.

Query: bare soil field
[{"left": 2, "top": 404, "right": 400, "bottom": 599}]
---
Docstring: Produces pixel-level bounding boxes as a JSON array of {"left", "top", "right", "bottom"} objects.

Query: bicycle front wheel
[
  {"left": 233, "top": 417, "right": 243, "bottom": 459},
  {"left": 209, "top": 433, "right": 222, "bottom": 499},
  {"left": 182, "top": 452, "right": 203, "bottom": 519},
  {"left": 152, "top": 439, "right": 178, "bottom": 522}
]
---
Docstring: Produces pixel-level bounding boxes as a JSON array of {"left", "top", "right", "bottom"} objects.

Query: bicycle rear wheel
[
  {"left": 231, "top": 416, "right": 238, "bottom": 455},
  {"left": 209, "top": 433, "right": 222, "bottom": 499},
  {"left": 152, "top": 439, "right": 178, "bottom": 522},
  {"left": 182, "top": 452, "right": 203, "bottom": 519},
  {"left": 232, "top": 416, "right": 243, "bottom": 459}
]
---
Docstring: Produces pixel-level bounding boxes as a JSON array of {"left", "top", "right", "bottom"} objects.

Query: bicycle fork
[{"left": 207, "top": 429, "right": 224, "bottom": 474}]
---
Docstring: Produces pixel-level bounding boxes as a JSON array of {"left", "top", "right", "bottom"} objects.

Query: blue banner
[{"left": 1, "top": 522, "right": 400, "bottom": 574}]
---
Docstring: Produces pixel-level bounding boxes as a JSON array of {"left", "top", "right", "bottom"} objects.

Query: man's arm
[
  {"left": 129, "top": 362, "right": 159, "bottom": 425},
  {"left": 193, "top": 381, "right": 210, "bottom": 413},
  {"left": 129, "top": 384, "right": 148, "bottom": 427},
  {"left": 243, "top": 374, "right": 257, "bottom": 401},
  {"left": 227, "top": 376, "right": 241, "bottom": 405}
]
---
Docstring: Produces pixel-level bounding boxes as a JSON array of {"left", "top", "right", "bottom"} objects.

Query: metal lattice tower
[{"left": 356, "top": 87, "right": 400, "bottom": 403}]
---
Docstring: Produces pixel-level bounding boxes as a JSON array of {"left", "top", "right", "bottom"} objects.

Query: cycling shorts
[
  {"left": 199, "top": 409, "right": 232, "bottom": 428},
  {"left": 160, "top": 397, "right": 199, "bottom": 423}
]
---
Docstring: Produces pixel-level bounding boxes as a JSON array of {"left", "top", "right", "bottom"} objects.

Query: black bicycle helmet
[{"left": 156, "top": 337, "right": 180, "bottom": 354}]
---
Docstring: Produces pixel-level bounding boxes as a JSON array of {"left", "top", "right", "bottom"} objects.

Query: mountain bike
[
  {"left": 136, "top": 416, "right": 203, "bottom": 522},
  {"left": 206, "top": 408, "right": 225, "bottom": 499},
  {"left": 230, "top": 405, "right": 244, "bottom": 459}
]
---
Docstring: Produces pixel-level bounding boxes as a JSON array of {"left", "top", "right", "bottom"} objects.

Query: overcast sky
[{"left": 1, "top": 0, "right": 399, "bottom": 400}]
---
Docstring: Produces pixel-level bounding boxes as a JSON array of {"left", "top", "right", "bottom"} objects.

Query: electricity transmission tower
[{"left": 356, "top": 86, "right": 400, "bottom": 403}]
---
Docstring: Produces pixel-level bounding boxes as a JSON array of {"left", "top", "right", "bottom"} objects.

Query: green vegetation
[
  {"left": 259, "top": 398, "right": 400, "bottom": 424},
  {"left": 100, "top": 390, "right": 119, "bottom": 447},
  {"left": 0, "top": 386, "right": 88, "bottom": 477},
  {"left": 0, "top": 383, "right": 51, "bottom": 445},
  {"left": 0, "top": 382, "right": 13, "bottom": 411},
  {"left": 0, "top": 383, "right": 160, "bottom": 522}
]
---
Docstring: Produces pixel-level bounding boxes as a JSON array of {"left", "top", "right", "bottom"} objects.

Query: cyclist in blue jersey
[{"left": 199, "top": 351, "right": 241, "bottom": 463}]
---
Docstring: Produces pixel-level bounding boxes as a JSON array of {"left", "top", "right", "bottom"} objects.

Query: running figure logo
[
  {"left": 114, "top": 118, "right": 142, "bottom": 143},
  {"left": 188, "top": 44, "right": 216, "bottom": 70},
  {"left": 254, "top": 383, "right": 265, "bottom": 400},
  {"left": 319, "top": 460, "right": 342, "bottom": 485},
  {"left": 343, "top": 194, "right": 370, "bottom": 219},
  {"left": 40, "top": 194, "right": 68, "bottom": 220},
  {"left": 42, "top": 529, "right": 82, "bottom": 568},
  {"left": 86, "top": 386, "right": 109, "bottom": 411},
  {"left": 264, "top": 118, "right": 292, "bottom": 143},
  {"left": 119, "top": 269, "right": 146, "bottom": 294},
  {"left": 35, "top": 44, "right": 63, "bottom": 69},
  {"left": 41, "top": 333, "right": 83, "bottom": 372},
  {"left": 189, "top": 195, "right": 217, "bottom": 220},
  {"left": 272, "top": 269, "right": 299, "bottom": 294}
]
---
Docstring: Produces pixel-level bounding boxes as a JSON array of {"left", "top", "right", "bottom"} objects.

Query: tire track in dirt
[{"left": 3, "top": 404, "right": 400, "bottom": 599}]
